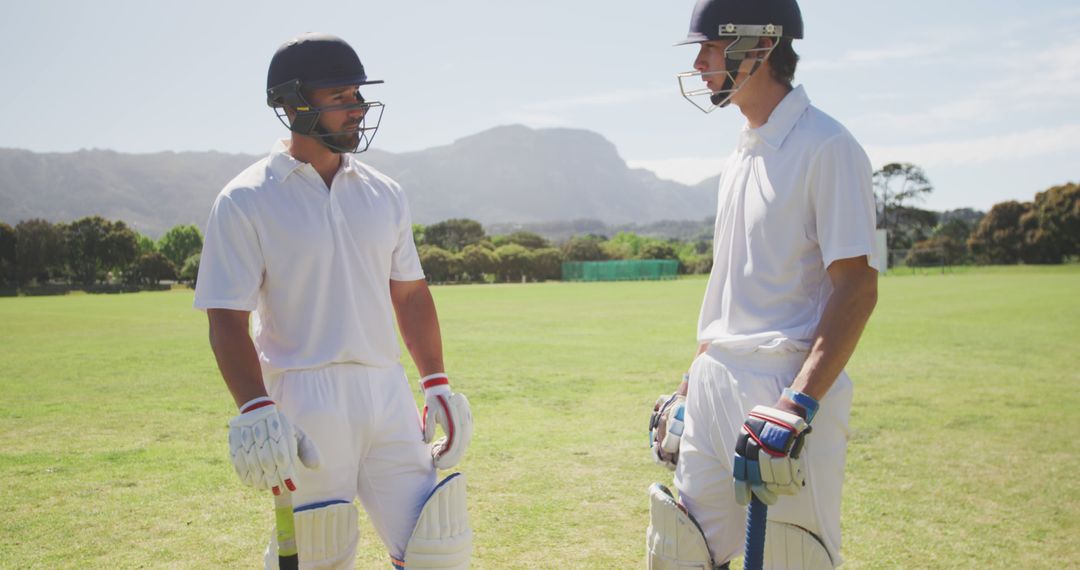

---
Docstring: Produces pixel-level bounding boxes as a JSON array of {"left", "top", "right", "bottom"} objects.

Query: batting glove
[
  {"left": 421, "top": 374, "right": 474, "bottom": 470},
  {"left": 228, "top": 397, "right": 321, "bottom": 495},
  {"left": 733, "top": 392, "right": 816, "bottom": 506},
  {"left": 649, "top": 386, "right": 687, "bottom": 470}
]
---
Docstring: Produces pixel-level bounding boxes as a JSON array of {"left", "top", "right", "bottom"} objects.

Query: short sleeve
[
  {"left": 389, "top": 192, "right": 425, "bottom": 282},
  {"left": 810, "top": 134, "right": 882, "bottom": 271},
  {"left": 192, "top": 193, "right": 264, "bottom": 311}
]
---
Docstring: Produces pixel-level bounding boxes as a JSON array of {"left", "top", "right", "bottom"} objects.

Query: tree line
[
  {"left": 872, "top": 163, "right": 1078, "bottom": 266},
  {"left": 3, "top": 169, "right": 1073, "bottom": 293},
  {"left": 413, "top": 219, "right": 713, "bottom": 284},
  {"left": 0, "top": 217, "right": 202, "bottom": 293}
]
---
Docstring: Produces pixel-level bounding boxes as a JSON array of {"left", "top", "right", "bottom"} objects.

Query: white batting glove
[
  {"left": 228, "top": 397, "right": 321, "bottom": 495},
  {"left": 420, "top": 374, "right": 473, "bottom": 470},
  {"left": 649, "top": 390, "right": 687, "bottom": 470}
]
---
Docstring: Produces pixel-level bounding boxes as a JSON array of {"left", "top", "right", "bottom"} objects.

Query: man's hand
[
  {"left": 228, "top": 397, "right": 321, "bottom": 495},
  {"left": 421, "top": 374, "right": 473, "bottom": 469},
  {"left": 649, "top": 392, "right": 686, "bottom": 470},
  {"left": 733, "top": 404, "right": 812, "bottom": 506}
]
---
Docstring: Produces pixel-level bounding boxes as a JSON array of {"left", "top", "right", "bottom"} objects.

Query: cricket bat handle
[
  {"left": 274, "top": 490, "right": 299, "bottom": 570},
  {"left": 744, "top": 496, "right": 767, "bottom": 570}
]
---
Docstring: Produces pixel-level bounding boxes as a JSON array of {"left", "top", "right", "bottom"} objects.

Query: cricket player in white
[
  {"left": 648, "top": 2, "right": 879, "bottom": 568},
  {"left": 194, "top": 33, "right": 472, "bottom": 570}
]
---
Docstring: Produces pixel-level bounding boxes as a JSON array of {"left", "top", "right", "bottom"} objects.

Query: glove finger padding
[
  {"left": 649, "top": 393, "right": 686, "bottom": 470},
  {"left": 733, "top": 405, "right": 810, "bottom": 505},
  {"left": 660, "top": 406, "right": 685, "bottom": 454},
  {"left": 432, "top": 393, "right": 473, "bottom": 470},
  {"left": 227, "top": 402, "right": 317, "bottom": 493},
  {"left": 422, "top": 402, "right": 440, "bottom": 445},
  {"left": 294, "top": 424, "right": 322, "bottom": 470}
]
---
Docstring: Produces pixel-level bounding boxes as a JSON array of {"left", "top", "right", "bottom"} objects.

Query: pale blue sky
[{"left": 2, "top": 0, "right": 1077, "bottom": 212}]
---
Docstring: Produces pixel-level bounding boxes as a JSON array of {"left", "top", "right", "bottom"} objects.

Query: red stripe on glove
[
  {"left": 422, "top": 377, "right": 450, "bottom": 390},
  {"left": 241, "top": 399, "right": 275, "bottom": 414},
  {"left": 436, "top": 394, "right": 455, "bottom": 451}
]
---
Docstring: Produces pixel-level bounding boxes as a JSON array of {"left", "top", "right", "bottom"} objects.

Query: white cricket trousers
[
  {"left": 263, "top": 363, "right": 436, "bottom": 568},
  {"left": 674, "top": 346, "right": 853, "bottom": 566}
]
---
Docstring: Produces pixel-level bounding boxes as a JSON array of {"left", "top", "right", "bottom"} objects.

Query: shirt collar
[
  {"left": 267, "top": 139, "right": 363, "bottom": 181},
  {"left": 267, "top": 139, "right": 306, "bottom": 181},
  {"left": 746, "top": 85, "right": 810, "bottom": 151}
]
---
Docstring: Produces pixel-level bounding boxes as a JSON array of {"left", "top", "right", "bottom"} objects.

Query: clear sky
[{"left": 2, "top": 0, "right": 1077, "bottom": 213}]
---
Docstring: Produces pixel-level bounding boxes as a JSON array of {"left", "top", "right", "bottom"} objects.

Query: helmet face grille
[
  {"left": 271, "top": 97, "right": 385, "bottom": 154},
  {"left": 676, "top": 36, "right": 779, "bottom": 114}
]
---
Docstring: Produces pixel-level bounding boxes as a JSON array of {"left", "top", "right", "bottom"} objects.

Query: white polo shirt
[
  {"left": 194, "top": 140, "right": 425, "bottom": 373},
  {"left": 698, "top": 86, "right": 880, "bottom": 353}
]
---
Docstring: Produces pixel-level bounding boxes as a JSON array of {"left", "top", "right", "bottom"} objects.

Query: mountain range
[{"left": 0, "top": 125, "right": 719, "bottom": 238}]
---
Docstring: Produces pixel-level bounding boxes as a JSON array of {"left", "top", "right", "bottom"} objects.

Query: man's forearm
[
  {"left": 207, "top": 310, "right": 267, "bottom": 408},
  {"left": 790, "top": 266, "right": 878, "bottom": 401},
  {"left": 392, "top": 283, "right": 445, "bottom": 378}
]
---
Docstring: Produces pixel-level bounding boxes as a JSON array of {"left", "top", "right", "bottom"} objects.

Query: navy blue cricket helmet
[
  {"left": 266, "top": 33, "right": 385, "bottom": 153},
  {"left": 675, "top": 0, "right": 803, "bottom": 112},
  {"left": 677, "top": 0, "right": 803, "bottom": 46}
]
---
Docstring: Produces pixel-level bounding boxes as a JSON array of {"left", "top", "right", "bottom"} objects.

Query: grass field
[{"left": 1, "top": 265, "right": 1078, "bottom": 569}]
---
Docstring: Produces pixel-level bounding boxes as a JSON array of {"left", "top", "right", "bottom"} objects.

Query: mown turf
[{"left": 1, "top": 265, "right": 1077, "bottom": 568}]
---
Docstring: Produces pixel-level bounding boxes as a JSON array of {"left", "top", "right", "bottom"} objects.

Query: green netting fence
[{"left": 561, "top": 259, "right": 679, "bottom": 282}]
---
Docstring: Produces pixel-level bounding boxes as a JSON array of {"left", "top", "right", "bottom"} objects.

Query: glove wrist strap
[
  {"left": 781, "top": 388, "right": 819, "bottom": 423},
  {"left": 420, "top": 373, "right": 451, "bottom": 395},
  {"left": 239, "top": 396, "right": 274, "bottom": 413}
]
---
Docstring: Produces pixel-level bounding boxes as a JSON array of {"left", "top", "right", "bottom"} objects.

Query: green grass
[{"left": 1, "top": 265, "right": 1077, "bottom": 568}]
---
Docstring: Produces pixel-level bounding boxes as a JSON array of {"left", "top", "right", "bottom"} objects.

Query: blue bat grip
[{"left": 744, "top": 496, "right": 767, "bottom": 570}]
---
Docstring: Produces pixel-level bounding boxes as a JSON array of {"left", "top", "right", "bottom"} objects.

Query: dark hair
[{"left": 768, "top": 38, "right": 799, "bottom": 85}]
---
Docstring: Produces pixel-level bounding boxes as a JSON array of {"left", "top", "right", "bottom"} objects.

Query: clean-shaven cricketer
[
  {"left": 194, "top": 33, "right": 473, "bottom": 569},
  {"left": 647, "top": 1, "right": 880, "bottom": 568}
]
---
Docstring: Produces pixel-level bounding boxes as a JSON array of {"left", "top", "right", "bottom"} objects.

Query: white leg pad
[
  {"left": 763, "top": 520, "right": 833, "bottom": 570},
  {"left": 266, "top": 501, "right": 359, "bottom": 570},
  {"left": 402, "top": 473, "right": 472, "bottom": 569},
  {"left": 647, "top": 483, "right": 714, "bottom": 570}
]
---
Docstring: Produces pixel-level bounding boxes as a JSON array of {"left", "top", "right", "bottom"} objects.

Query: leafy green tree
[
  {"left": 688, "top": 255, "right": 713, "bottom": 274},
  {"left": 638, "top": 242, "right": 679, "bottom": 261},
  {"left": 940, "top": 208, "right": 984, "bottom": 227},
  {"left": 1018, "top": 205, "right": 1057, "bottom": 264},
  {"left": 0, "top": 223, "right": 15, "bottom": 287},
  {"left": 933, "top": 218, "right": 972, "bottom": 243},
  {"left": 132, "top": 252, "right": 177, "bottom": 285},
  {"left": 180, "top": 253, "right": 201, "bottom": 286},
  {"left": 905, "top": 235, "right": 965, "bottom": 266},
  {"left": 64, "top": 216, "right": 138, "bottom": 286},
  {"left": 601, "top": 232, "right": 644, "bottom": 259},
  {"left": 494, "top": 244, "right": 531, "bottom": 282},
  {"left": 873, "top": 163, "right": 933, "bottom": 248},
  {"left": 15, "top": 218, "right": 66, "bottom": 286},
  {"left": 501, "top": 231, "right": 550, "bottom": 250},
  {"left": 460, "top": 244, "right": 498, "bottom": 282},
  {"left": 424, "top": 219, "right": 486, "bottom": 252},
  {"left": 968, "top": 201, "right": 1029, "bottom": 265},
  {"left": 412, "top": 223, "right": 426, "bottom": 247},
  {"left": 418, "top": 245, "right": 458, "bottom": 283},
  {"left": 526, "top": 247, "right": 563, "bottom": 281},
  {"left": 158, "top": 224, "right": 203, "bottom": 268},
  {"left": 104, "top": 221, "right": 139, "bottom": 280},
  {"left": 924, "top": 219, "right": 973, "bottom": 264},
  {"left": 136, "top": 233, "right": 157, "bottom": 255},
  {"left": 562, "top": 236, "right": 608, "bottom": 261},
  {"left": 1032, "top": 182, "right": 1080, "bottom": 261}
]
